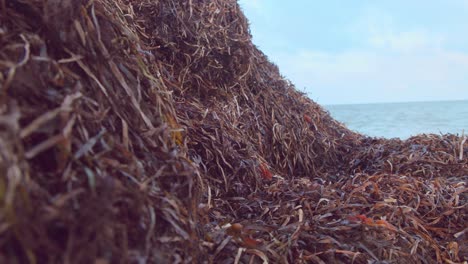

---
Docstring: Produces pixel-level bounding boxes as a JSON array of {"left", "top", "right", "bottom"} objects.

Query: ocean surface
[{"left": 324, "top": 100, "right": 468, "bottom": 139}]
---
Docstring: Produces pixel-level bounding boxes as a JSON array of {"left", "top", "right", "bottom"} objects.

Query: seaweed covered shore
[{"left": 0, "top": 0, "right": 466, "bottom": 263}]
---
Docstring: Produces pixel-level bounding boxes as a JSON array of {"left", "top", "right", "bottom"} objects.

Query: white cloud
[
  {"left": 263, "top": 8, "right": 468, "bottom": 104},
  {"left": 350, "top": 8, "right": 445, "bottom": 53},
  {"left": 273, "top": 50, "right": 468, "bottom": 104},
  {"left": 238, "top": 0, "right": 263, "bottom": 11},
  {"left": 369, "top": 31, "right": 445, "bottom": 53}
]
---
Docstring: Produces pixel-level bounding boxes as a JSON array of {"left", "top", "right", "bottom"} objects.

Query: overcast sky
[{"left": 238, "top": 0, "right": 468, "bottom": 105}]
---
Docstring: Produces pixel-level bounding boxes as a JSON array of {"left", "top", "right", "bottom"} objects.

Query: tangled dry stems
[{"left": 0, "top": 0, "right": 466, "bottom": 263}]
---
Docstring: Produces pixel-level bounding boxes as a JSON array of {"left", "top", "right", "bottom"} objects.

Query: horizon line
[{"left": 322, "top": 98, "right": 468, "bottom": 107}]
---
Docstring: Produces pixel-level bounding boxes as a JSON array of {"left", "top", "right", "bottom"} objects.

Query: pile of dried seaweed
[{"left": 0, "top": 0, "right": 466, "bottom": 263}]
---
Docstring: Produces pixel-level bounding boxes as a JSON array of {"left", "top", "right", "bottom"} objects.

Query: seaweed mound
[{"left": 1, "top": 0, "right": 466, "bottom": 263}]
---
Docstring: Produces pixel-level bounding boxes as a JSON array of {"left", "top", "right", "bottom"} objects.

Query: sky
[{"left": 237, "top": 0, "right": 468, "bottom": 105}]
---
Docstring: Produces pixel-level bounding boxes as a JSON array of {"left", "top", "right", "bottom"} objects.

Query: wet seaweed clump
[{"left": 1, "top": 0, "right": 466, "bottom": 263}]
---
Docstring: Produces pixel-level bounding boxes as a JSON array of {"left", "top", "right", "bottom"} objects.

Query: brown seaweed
[{"left": 0, "top": 0, "right": 466, "bottom": 263}]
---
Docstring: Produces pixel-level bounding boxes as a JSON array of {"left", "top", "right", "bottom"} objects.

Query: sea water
[{"left": 324, "top": 100, "right": 468, "bottom": 139}]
